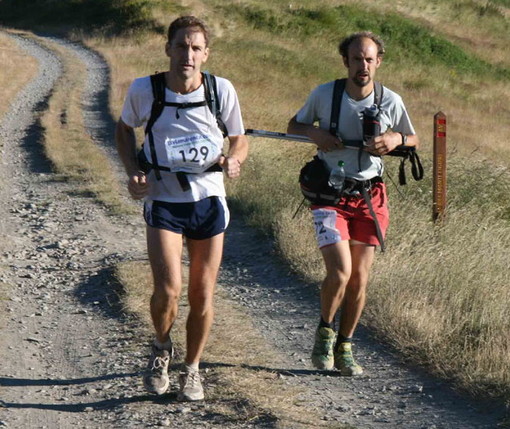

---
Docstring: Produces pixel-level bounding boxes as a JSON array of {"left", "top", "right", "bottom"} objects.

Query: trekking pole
[
  {"left": 245, "top": 129, "right": 314, "bottom": 143},
  {"left": 245, "top": 128, "right": 415, "bottom": 157}
]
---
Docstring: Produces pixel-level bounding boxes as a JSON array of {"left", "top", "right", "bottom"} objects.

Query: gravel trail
[{"left": 0, "top": 31, "right": 506, "bottom": 429}]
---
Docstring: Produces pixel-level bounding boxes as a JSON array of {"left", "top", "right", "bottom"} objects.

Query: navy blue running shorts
[{"left": 144, "top": 196, "right": 230, "bottom": 240}]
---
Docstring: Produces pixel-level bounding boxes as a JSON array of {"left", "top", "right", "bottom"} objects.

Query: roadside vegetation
[
  {"left": 1, "top": 0, "right": 510, "bottom": 420},
  {"left": 0, "top": 31, "right": 37, "bottom": 120},
  {"left": 34, "top": 35, "right": 129, "bottom": 213}
]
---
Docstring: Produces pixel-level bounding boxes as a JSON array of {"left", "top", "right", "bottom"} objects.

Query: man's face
[
  {"left": 166, "top": 27, "right": 209, "bottom": 80},
  {"left": 343, "top": 37, "right": 381, "bottom": 88}
]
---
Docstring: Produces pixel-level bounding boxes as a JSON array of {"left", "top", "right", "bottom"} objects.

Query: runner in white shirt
[{"left": 116, "top": 15, "right": 248, "bottom": 402}]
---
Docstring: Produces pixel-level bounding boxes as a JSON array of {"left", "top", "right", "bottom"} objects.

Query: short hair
[
  {"left": 338, "top": 31, "right": 385, "bottom": 58},
  {"left": 167, "top": 16, "right": 210, "bottom": 47}
]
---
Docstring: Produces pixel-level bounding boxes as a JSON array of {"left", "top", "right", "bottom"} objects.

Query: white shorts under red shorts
[{"left": 311, "top": 182, "right": 389, "bottom": 248}]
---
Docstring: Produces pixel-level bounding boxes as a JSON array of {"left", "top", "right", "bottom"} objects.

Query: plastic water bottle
[{"left": 328, "top": 160, "right": 345, "bottom": 191}]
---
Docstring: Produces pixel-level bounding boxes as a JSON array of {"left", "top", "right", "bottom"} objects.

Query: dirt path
[{"left": 0, "top": 31, "right": 507, "bottom": 429}]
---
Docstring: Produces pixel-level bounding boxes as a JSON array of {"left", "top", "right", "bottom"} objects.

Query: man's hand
[
  {"left": 219, "top": 156, "right": 241, "bottom": 179},
  {"left": 128, "top": 172, "right": 149, "bottom": 200},
  {"left": 308, "top": 127, "right": 343, "bottom": 152},
  {"left": 364, "top": 131, "right": 401, "bottom": 156}
]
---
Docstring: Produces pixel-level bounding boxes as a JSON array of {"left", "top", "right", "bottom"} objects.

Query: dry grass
[
  {"left": 114, "top": 260, "right": 337, "bottom": 428},
  {"left": 0, "top": 31, "right": 38, "bottom": 120},
  {"left": 367, "top": 201, "right": 510, "bottom": 397},
  {"left": 32, "top": 35, "right": 132, "bottom": 214}
]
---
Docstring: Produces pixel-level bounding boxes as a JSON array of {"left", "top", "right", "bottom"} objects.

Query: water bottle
[
  {"left": 328, "top": 160, "right": 345, "bottom": 191},
  {"left": 362, "top": 104, "right": 381, "bottom": 143}
]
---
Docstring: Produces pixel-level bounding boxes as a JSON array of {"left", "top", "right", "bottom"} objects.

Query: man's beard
[{"left": 353, "top": 74, "right": 371, "bottom": 87}]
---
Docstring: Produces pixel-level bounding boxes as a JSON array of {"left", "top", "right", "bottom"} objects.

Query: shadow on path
[{"left": 0, "top": 373, "right": 138, "bottom": 388}]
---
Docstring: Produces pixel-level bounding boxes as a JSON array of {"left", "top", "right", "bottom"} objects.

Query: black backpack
[{"left": 138, "top": 71, "right": 227, "bottom": 190}]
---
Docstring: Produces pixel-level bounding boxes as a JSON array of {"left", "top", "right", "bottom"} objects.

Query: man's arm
[
  {"left": 287, "top": 115, "right": 343, "bottom": 152},
  {"left": 365, "top": 131, "right": 420, "bottom": 157},
  {"left": 115, "top": 119, "right": 139, "bottom": 176},
  {"left": 220, "top": 134, "right": 249, "bottom": 179},
  {"left": 115, "top": 118, "right": 149, "bottom": 199}
]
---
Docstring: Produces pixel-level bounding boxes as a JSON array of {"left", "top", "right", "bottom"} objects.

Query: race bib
[
  {"left": 164, "top": 134, "right": 221, "bottom": 173},
  {"left": 312, "top": 208, "right": 340, "bottom": 248}
]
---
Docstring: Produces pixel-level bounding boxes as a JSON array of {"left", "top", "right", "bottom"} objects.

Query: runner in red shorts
[{"left": 288, "top": 32, "right": 419, "bottom": 375}]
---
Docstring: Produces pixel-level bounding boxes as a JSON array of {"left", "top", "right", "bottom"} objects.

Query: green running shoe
[
  {"left": 311, "top": 327, "right": 335, "bottom": 370},
  {"left": 334, "top": 342, "right": 363, "bottom": 376}
]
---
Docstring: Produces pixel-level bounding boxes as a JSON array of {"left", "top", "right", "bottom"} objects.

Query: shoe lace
[
  {"left": 342, "top": 353, "right": 355, "bottom": 366},
  {"left": 181, "top": 370, "right": 200, "bottom": 388},
  {"left": 150, "top": 355, "right": 169, "bottom": 373},
  {"left": 338, "top": 347, "right": 356, "bottom": 367},
  {"left": 314, "top": 332, "right": 334, "bottom": 354},
  {"left": 316, "top": 339, "right": 333, "bottom": 354}
]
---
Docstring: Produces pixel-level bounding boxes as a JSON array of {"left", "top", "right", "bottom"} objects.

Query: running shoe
[
  {"left": 143, "top": 343, "right": 173, "bottom": 395},
  {"left": 334, "top": 342, "right": 363, "bottom": 376},
  {"left": 178, "top": 366, "right": 204, "bottom": 401},
  {"left": 311, "top": 327, "right": 336, "bottom": 370}
]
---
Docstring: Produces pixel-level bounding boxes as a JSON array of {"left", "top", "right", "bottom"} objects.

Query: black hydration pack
[{"left": 138, "top": 71, "right": 227, "bottom": 191}]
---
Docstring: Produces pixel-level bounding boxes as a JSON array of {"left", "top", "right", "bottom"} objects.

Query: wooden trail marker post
[{"left": 433, "top": 112, "right": 447, "bottom": 222}]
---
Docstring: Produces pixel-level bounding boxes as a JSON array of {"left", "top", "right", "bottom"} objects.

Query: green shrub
[{"left": 223, "top": 3, "right": 509, "bottom": 80}]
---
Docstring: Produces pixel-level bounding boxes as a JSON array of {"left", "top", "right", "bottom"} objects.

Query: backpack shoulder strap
[
  {"left": 330, "top": 80, "right": 383, "bottom": 136},
  {"left": 143, "top": 72, "right": 167, "bottom": 180},
  {"left": 373, "top": 81, "right": 383, "bottom": 108},
  {"left": 202, "top": 72, "right": 218, "bottom": 116},
  {"left": 144, "top": 72, "right": 166, "bottom": 135},
  {"left": 202, "top": 72, "right": 228, "bottom": 137},
  {"left": 329, "top": 78, "right": 346, "bottom": 136}
]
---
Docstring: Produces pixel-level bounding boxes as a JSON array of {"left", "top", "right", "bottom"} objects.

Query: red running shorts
[{"left": 311, "top": 182, "right": 389, "bottom": 248}]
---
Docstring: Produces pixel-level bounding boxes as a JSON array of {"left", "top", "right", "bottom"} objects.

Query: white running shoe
[
  {"left": 177, "top": 366, "right": 204, "bottom": 401},
  {"left": 143, "top": 344, "right": 173, "bottom": 395}
]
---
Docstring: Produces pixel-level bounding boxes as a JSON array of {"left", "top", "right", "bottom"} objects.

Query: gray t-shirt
[{"left": 295, "top": 81, "right": 416, "bottom": 181}]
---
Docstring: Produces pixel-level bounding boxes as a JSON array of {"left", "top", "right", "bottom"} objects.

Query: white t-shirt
[
  {"left": 121, "top": 74, "right": 245, "bottom": 202},
  {"left": 295, "top": 80, "right": 416, "bottom": 181}
]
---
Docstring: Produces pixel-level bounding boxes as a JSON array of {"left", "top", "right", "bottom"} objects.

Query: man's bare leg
[
  {"left": 320, "top": 240, "right": 352, "bottom": 324},
  {"left": 147, "top": 226, "right": 184, "bottom": 343},
  {"left": 311, "top": 240, "right": 351, "bottom": 369},
  {"left": 335, "top": 243, "right": 375, "bottom": 376},
  {"left": 338, "top": 243, "right": 375, "bottom": 338},
  {"left": 144, "top": 226, "right": 183, "bottom": 394},
  {"left": 176, "top": 233, "right": 223, "bottom": 402},
  {"left": 185, "top": 233, "right": 224, "bottom": 365}
]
